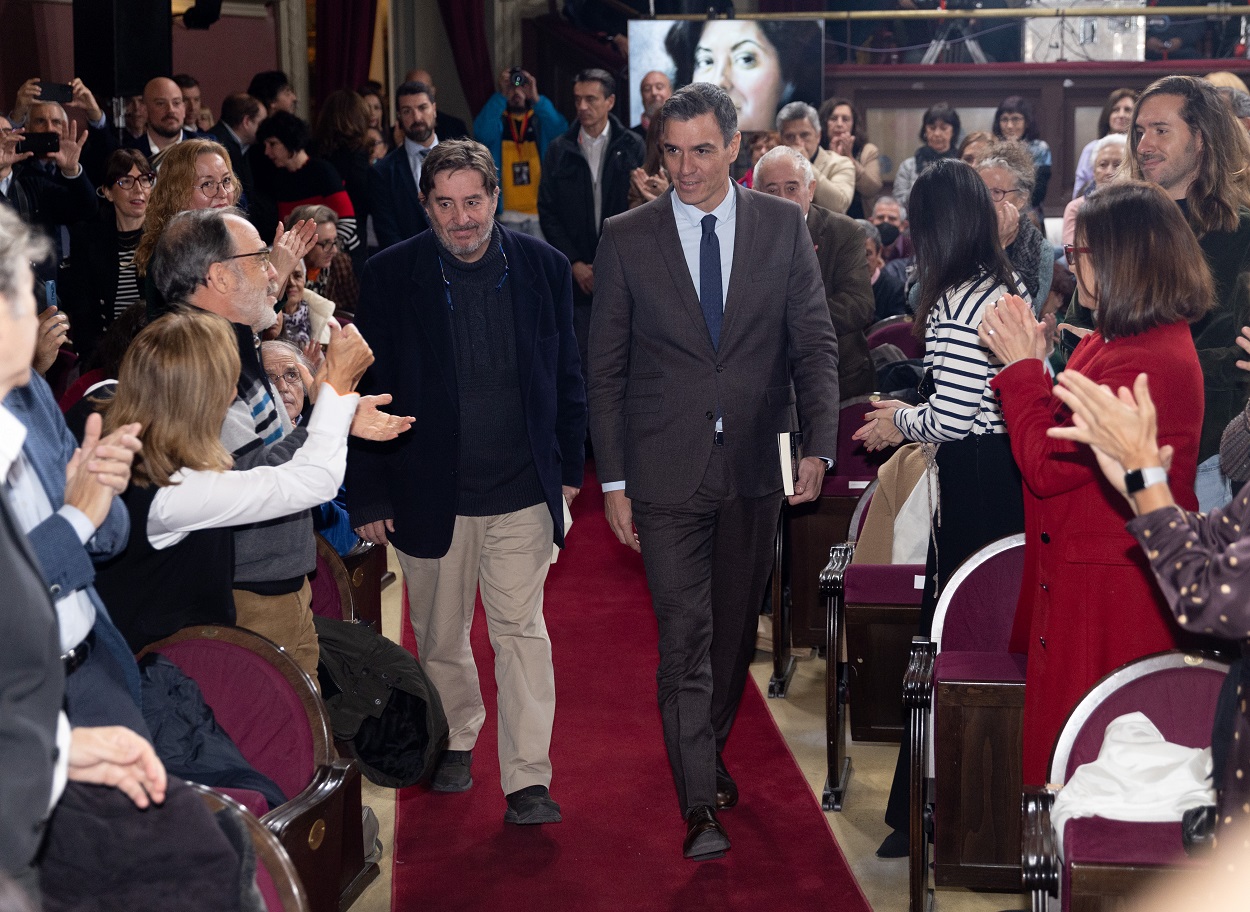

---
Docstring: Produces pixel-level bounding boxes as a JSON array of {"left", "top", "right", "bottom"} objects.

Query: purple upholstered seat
[
  {"left": 934, "top": 538, "right": 1025, "bottom": 653},
  {"left": 157, "top": 639, "right": 315, "bottom": 802},
  {"left": 844, "top": 562, "right": 926, "bottom": 605},
  {"left": 1057, "top": 660, "right": 1227, "bottom": 781},
  {"left": 867, "top": 316, "right": 922, "bottom": 360},
  {"left": 934, "top": 650, "right": 1026, "bottom": 684},
  {"left": 216, "top": 787, "right": 270, "bottom": 819},
  {"left": 309, "top": 548, "right": 343, "bottom": 620}
]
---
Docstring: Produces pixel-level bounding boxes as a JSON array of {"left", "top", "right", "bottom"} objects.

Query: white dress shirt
[
  {"left": 0, "top": 405, "right": 96, "bottom": 652},
  {"left": 148, "top": 383, "right": 358, "bottom": 548},
  {"left": 404, "top": 135, "right": 439, "bottom": 192},
  {"left": 580, "top": 122, "right": 610, "bottom": 229}
]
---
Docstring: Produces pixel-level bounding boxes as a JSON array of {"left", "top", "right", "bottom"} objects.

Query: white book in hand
[{"left": 778, "top": 431, "right": 803, "bottom": 496}]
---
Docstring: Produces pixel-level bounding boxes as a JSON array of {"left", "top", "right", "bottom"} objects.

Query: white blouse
[{"left": 148, "top": 383, "right": 358, "bottom": 549}]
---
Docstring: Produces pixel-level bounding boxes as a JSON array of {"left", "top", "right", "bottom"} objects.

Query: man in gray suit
[{"left": 589, "top": 83, "right": 840, "bottom": 860}]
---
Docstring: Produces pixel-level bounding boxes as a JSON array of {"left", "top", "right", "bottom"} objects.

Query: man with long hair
[{"left": 1126, "top": 74, "right": 1250, "bottom": 511}]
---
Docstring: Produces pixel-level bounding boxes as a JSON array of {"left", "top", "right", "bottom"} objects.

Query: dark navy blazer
[{"left": 346, "top": 225, "right": 587, "bottom": 559}]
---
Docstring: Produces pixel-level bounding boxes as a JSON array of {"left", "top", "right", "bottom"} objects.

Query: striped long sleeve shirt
[{"left": 894, "top": 272, "right": 1027, "bottom": 442}]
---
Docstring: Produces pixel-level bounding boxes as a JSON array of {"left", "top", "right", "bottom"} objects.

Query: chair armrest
[
  {"left": 903, "top": 636, "right": 936, "bottom": 711},
  {"left": 263, "top": 759, "right": 356, "bottom": 912},
  {"left": 1022, "top": 787, "right": 1059, "bottom": 903},
  {"left": 819, "top": 542, "right": 855, "bottom": 598}
]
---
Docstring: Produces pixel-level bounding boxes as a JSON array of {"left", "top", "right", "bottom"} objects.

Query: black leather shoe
[
  {"left": 715, "top": 753, "right": 738, "bottom": 810},
  {"left": 683, "top": 805, "right": 730, "bottom": 861}
]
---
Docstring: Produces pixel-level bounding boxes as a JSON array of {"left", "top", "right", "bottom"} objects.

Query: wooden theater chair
[
  {"left": 866, "top": 315, "right": 922, "bottom": 361},
  {"left": 819, "top": 478, "right": 926, "bottom": 810},
  {"left": 771, "top": 396, "right": 894, "bottom": 697},
  {"left": 905, "top": 534, "right": 1027, "bottom": 911},
  {"left": 190, "top": 782, "right": 313, "bottom": 912},
  {"left": 143, "top": 626, "right": 379, "bottom": 912},
  {"left": 1022, "top": 651, "right": 1230, "bottom": 912}
]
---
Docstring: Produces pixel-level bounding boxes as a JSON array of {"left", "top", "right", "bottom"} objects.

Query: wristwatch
[{"left": 1124, "top": 465, "right": 1167, "bottom": 494}]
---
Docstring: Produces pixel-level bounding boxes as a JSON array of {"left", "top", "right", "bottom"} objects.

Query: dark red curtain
[
  {"left": 314, "top": 0, "right": 379, "bottom": 110},
  {"left": 436, "top": 0, "right": 495, "bottom": 115}
]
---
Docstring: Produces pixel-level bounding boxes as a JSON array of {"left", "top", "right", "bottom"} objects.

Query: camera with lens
[{"left": 509, "top": 67, "right": 527, "bottom": 88}]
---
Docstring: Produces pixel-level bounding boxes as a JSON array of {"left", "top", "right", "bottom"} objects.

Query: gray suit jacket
[{"left": 588, "top": 183, "right": 840, "bottom": 505}]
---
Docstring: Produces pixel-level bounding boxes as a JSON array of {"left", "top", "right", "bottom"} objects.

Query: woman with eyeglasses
[
  {"left": 991, "top": 95, "right": 1052, "bottom": 211},
  {"left": 134, "top": 139, "right": 315, "bottom": 319},
  {"left": 287, "top": 203, "right": 358, "bottom": 316},
  {"left": 976, "top": 139, "right": 1054, "bottom": 310},
  {"left": 979, "top": 180, "right": 1210, "bottom": 785},
  {"left": 61, "top": 149, "right": 154, "bottom": 361}
]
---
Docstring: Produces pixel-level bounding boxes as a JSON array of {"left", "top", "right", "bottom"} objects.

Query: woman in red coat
[{"left": 980, "top": 180, "right": 1213, "bottom": 785}]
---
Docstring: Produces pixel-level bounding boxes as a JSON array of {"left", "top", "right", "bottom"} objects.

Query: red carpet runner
[{"left": 392, "top": 470, "right": 872, "bottom": 912}]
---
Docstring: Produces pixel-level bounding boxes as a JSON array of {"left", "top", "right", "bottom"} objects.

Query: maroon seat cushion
[
  {"left": 1061, "top": 817, "right": 1199, "bottom": 912},
  {"left": 934, "top": 650, "right": 1027, "bottom": 684},
  {"left": 868, "top": 321, "right": 921, "bottom": 360},
  {"left": 215, "top": 787, "right": 270, "bottom": 819},
  {"left": 844, "top": 563, "right": 926, "bottom": 605},
  {"left": 309, "top": 551, "right": 342, "bottom": 619},
  {"left": 158, "top": 639, "right": 315, "bottom": 801}
]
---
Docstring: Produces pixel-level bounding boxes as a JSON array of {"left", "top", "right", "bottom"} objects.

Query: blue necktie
[{"left": 700, "top": 214, "right": 722, "bottom": 351}]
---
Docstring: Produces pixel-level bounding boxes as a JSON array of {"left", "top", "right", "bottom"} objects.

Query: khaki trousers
[
  {"left": 395, "top": 503, "right": 555, "bottom": 796},
  {"left": 232, "top": 579, "right": 320, "bottom": 688}
]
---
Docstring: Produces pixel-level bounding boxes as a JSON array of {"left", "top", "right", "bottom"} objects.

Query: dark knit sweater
[
  {"left": 438, "top": 227, "right": 545, "bottom": 516},
  {"left": 1179, "top": 201, "right": 1250, "bottom": 461}
]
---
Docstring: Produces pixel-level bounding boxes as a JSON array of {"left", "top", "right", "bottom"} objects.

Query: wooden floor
[{"left": 348, "top": 552, "right": 1027, "bottom": 912}]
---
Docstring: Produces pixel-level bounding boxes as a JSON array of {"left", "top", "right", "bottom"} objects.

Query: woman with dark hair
[
  {"left": 257, "top": 110, "right": 359, "bottom": 253},
  {"left": 855, "top": 158, "right": 1025, "bottom": 627},
  {"left": 62, "top": 149, "right": 154, "bottom": 361},
  {"left": 312, "top": 89, "right": 372, "bottom": 264},
  {"left": 856, "top": 158, "right": 1026, "bottom": 858},
  {"left": 1074, "top": 88, "right": 1135, "bottom": 199},
  {"left": 979, "top": 180, "right": 1210, "bottom": 784},
  {"left": 992, "top": 95, "right": 1052, "bottom": 209},
  {"left": 664, "top": 19, "right": 823, "bottom": 131},
  {"left": 891, "top": 102, "right": 961, "bottom": 207},
  {"left": 819, "top": 97, "right": 881, "bottom": 219}
]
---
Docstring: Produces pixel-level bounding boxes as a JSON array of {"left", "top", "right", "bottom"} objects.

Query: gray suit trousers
[{"left": 631, "top": 446, "right": 781, "bottom": 813}]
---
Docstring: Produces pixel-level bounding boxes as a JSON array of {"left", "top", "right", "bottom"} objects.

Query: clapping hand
[
  {"left": 978, "top": 294, "right": 1046, "bottom": 366},
  {"left": 852, "top": 399, "right": 909, "bottom": 452},
  {"left": 1046, "top": 371, "right": 1172, "bottom": 502},
  {"left": 269, "top": 218, "right": 318, "bottom": 292}
]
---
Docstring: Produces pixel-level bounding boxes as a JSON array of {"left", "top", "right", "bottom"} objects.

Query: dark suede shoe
[
  {"left": 431, "top": 749, "right": 473, "bottom": 793},
  {"left": 504, "top": 785, "right": 562, "bottom": 825},
  {"left": 715, "top": 753, "right": 738, "bottom": 810},
  {"left": 683, "top": 805, "right": 730, "bottom": 861},
  {"left": 876, "top": 828, "right": 909, "bottom": 858}
]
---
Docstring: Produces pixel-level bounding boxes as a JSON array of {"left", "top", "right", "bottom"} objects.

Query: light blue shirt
[
  {"left": 602, "top": 182, "right": 738, "bottom": 493},
  {"left": 404, "top": 135, "right": 438, "bottom": 191},
  {"left": 671, "top": 179, "right": 736, "bottom": 311}
]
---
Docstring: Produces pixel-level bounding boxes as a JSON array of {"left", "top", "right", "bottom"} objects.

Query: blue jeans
[{"left": 1195, "top": 453, "right": 1233, "bottom": 513}]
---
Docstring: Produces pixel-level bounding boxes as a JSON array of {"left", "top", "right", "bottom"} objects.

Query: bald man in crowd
[{"left": 124, "top": 77, "right": 205, "bottom": 165}]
